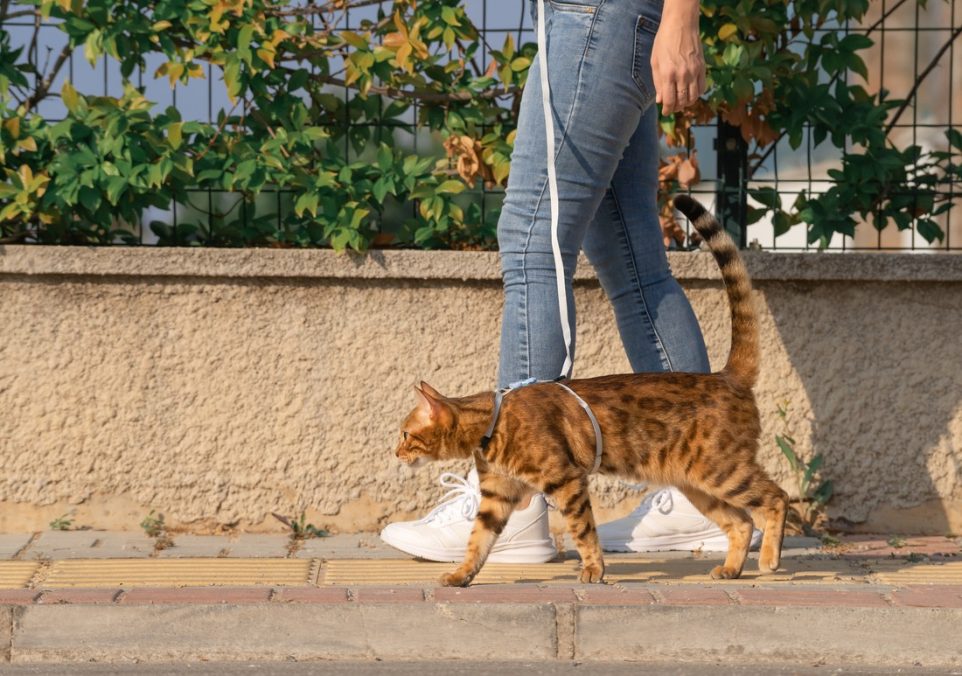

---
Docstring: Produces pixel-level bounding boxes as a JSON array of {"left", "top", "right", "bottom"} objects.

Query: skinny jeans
[{"left": 496, "top": 0, "right": 710, "bottom": 389}]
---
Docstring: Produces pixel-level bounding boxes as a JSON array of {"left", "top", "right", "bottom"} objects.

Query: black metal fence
[{"left": 3, "top": 0, "right": 960, "bottom": 251}]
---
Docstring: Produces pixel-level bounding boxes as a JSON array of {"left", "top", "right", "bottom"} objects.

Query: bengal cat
[{"left": 394, "top": 195, "right": 789, "bottom": 587}]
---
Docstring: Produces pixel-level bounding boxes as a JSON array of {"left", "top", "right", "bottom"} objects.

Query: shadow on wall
[{"left": 762, "top": 279, "right": 962, "bottom": 535}]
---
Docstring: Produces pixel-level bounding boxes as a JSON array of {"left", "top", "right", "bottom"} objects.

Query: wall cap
[{"left": 1, "top": 245, "right": 959, "bottom": 283}]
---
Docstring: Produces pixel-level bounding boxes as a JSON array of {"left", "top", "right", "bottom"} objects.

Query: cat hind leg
[
  {"left": 740, "top": 477, "right": 788, "bottom": 573},
  {"left": 548, "top": 475, "right": 605, "bottom": 583},
  {"left": 678, "top": 485, "right": 753, "bottom": 579}
]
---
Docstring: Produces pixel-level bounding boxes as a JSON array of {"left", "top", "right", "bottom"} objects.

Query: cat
[{"left": 394, "top": 194, "right": 788, "bottom": 587}]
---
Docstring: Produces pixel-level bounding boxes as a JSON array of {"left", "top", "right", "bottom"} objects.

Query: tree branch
[
  {"left": 268, "top": 0, "right": 390, "bottom": 18},
  {"left": 884, "top": 24, "right": 962, "bottom": 136},
  {"left": 314, "top": 73, "right": 517, "bottom": 103},
  {"left": 22, "top": 43, "right": 73, "bottom": 113}
]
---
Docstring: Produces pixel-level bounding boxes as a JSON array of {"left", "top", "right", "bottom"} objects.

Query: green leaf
[
  {"left": 801, "top": 454, "right": 823, "bottom": 496},
  {"left": 812, "top": 480, "right": 833, "bottom": 506},
  {"left": 294, "top": 192, "right": 319, "bottom": 217},
  {"left": 775, "top": 435, "right": 799, "bottom": 472},
  {"left": 105, "top": 176, "right": 127, "bottom": 206},
  {"left": 61, "top": 81, "right": 80, "bottom": 114},
  {"left": 372, "top": 178, "right": 389, "bottom": 202},
  {"left": 436, "top": 180, "right": 465, "bottom": 194},
  {"left": 237, "top": 25, "right": 254, "bottom": 64},
  {"left": 377, "top": 144, "right": 393, "bottom": 171},
  {"left": 947, "top": 128, "right": 962, "bottom": 151},
  {"left": 916, "top": 218, "right": 944, "bottom": 243},
  {"left": 167, "top": 122, "right": 183, "bottom": 150}
]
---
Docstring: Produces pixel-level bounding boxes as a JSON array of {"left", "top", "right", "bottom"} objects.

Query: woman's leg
[
  {"left": 498, "top": 0, "right": 659, "bottom": 387},
  {"left": 581, "top": 103, "right": 710, "bottom": 375}
]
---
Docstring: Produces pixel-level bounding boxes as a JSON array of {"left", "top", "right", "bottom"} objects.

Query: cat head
[{"left": 395, "top": 381, "right": 457, "bottom": 467}]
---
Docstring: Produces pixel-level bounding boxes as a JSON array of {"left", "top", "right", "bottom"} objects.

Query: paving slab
[
  {"left": 27, "top": 531, "right": 155, "bottom": 559},
  {"left": 224, "top": 534, "right": 290, "bottom": 558},
  {"left": 0, "top": 534, "right": 33, "bottom": 559},
  {"left": 294, "top": 534, "right": 400, "bottom": 560},
  {"left": 157, "top": 536, "right": 230, "bottom": 558},
  {"left": 574, "top": 604, "right": 962, "bottom": 665},
  {"left": 11, "top": 602, "right": 557, "bottom": 662}
]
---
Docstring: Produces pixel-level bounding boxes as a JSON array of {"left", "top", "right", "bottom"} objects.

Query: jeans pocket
[
  {"left": 547, "top": 0, "right": 600, "bottom": 13},
  {"left": 631, "top": 15, "right": 658, "bottom": 108}
]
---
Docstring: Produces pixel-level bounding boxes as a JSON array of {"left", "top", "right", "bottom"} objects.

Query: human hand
[{"left": 651, "top": 0, "right": 705, "bottom": 114}]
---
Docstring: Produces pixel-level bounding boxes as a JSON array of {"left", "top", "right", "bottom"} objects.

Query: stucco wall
[{"left": 1, "top": 245, "right": 960, "bottom": 535}]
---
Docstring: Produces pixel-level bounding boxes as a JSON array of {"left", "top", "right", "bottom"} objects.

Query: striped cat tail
[{"left": 672, "top": 195, "right": 759, "bottom": 390}]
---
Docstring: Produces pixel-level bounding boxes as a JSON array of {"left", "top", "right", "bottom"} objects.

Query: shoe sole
[
  {"left": 380, "top": 531, "right": 558, "bottom": 564},
  {"left": 601, "top": 529, "right": 763, "bottom": 553}
]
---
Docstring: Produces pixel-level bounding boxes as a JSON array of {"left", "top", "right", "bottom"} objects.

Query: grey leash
[{"left": 479, "top": 378, "right": 604, "bottom": 474}]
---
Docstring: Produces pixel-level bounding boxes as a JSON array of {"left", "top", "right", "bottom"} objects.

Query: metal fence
[{"left": 2, "top": 0, "right": 960, "bottom": 251}]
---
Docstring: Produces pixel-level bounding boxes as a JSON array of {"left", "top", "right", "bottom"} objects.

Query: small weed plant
[
  {"left": 48, "top": 513, "right": 73, "bottom": 531},
  {"left": 140, "top": 510, "right": 174, "bottom": 550},
  {"left": 272, "top": 511, "right": 329, "bottom": 540},
  {"left": 775, "top": 402, "right": 833, "bottom": 535}
]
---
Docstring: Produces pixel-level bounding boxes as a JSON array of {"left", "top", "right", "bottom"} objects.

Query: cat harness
[{"left": 479, "top": 377, "right": 604, "bottom": 474}]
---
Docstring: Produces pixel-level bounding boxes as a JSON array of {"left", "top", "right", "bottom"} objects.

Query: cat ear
[
  {"left": 419, "top": 381, "right": 445, "bottom": 400},
  {"left": 414, "top": 385, "right": 451, "bottom": 423}
]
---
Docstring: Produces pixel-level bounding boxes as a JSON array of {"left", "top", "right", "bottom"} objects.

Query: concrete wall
[{"left": 1, "top": 245, "right": 960, "bottom": 535}]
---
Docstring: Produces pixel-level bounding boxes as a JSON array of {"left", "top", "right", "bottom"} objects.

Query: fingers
[{"left": 651, "top": 43, "right": 707, "bottom": 114}]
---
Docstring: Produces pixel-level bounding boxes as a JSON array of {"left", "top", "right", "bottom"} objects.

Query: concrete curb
[
  {"left": 2, "top": 245, "right": 960, "bottom": 282},
  {"left": 3, "top": 586, "right": 962, "bottom": 665}
]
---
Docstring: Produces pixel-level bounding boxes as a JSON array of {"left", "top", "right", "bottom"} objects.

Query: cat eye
[{"left": 402, "top": 431, "right": 409, "bottom": 440}]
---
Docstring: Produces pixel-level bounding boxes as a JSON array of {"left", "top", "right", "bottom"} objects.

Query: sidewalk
[{"left": 1, "top": 531, "right": 960, "bottom": 665}]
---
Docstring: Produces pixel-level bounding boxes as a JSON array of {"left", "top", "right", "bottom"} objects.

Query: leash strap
[
  {"left": 479, "top": 378, "right": 603, "bottom": 474},
  {"left": 536, "top": 0, "right": 573, "bottom": 380}
]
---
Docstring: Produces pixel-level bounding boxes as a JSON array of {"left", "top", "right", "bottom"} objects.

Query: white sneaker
[
  {"left": 598, "top": 486, "right": 762, "bottom": 552},
  {"left": 380, "top": 470, "right": 557, "bottom": 563}
]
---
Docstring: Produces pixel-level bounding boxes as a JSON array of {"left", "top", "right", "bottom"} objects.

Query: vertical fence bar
[{"left": 715, "top": 118, "right": 749, "bottom": 248}]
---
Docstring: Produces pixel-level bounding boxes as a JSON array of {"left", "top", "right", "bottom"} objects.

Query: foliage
[
  {"left": 0, "top": 0, "right": 958, "bottom": 250},
  {"left": 674, "top": 0, "right": 961, "bottom": 247},
  {"left": 140, "top": 510, "right": 166, "bottom": 537},
  {"left": 140, "top": 510, "right": 175, "bottom": 549},
  {"left": 49, "top": 513, "right": 74, "bottom": 531},
  {"left": 271, "top": 511, "right": 329, "bottom": 540},
  {"left": 774, "top": 402, "right": 833, "bottom": 534}
]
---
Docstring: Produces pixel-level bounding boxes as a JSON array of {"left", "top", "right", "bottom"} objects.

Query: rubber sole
[
  {"left": 600, "top": 529, "right": 763, "bottom": 553},
  {"left": 379, "top": 531, "right": 558, "bottom": 564}
]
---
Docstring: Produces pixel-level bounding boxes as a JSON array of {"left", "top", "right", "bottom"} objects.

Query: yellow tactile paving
[
  {"left": 0, "top": 561, "right": 40, "bottom": 589},
  {"left": 43, "top": 558, "right": 315, "bottom": 588},
  {"left": 872, "top": 561, "right": 962, "bottom": 585},
  {"left": 320, "top": 558, "right": 858, "bottom": 586}
]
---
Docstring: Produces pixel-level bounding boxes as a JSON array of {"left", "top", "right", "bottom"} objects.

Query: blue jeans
[{"left": 496, "top": 0, "right": 710, "bottom": 389}]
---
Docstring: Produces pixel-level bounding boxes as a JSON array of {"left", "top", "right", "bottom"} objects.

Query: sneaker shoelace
[
  {"left": 630, "top": 488, "right": 674, "bottom": 517},
  {"left": 421, "top": 472, "right": 479, "bottom": 526}
]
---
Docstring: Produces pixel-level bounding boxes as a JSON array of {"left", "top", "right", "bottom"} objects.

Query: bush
[{"left": 0, "top": 0, "right": 958, "bottom": 250}]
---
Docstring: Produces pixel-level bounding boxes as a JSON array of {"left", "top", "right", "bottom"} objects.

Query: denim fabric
[{"left": 496, "top": 0, "right": 710, "bottom": 389}]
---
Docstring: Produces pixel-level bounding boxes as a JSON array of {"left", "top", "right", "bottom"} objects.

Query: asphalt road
[{"left": 1, "top": 662, "right": 959, "bottom": 675}]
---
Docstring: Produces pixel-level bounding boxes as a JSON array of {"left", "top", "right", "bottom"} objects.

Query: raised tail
[{"left": 673, "top": 195, "right": 759, "bottom": 390}]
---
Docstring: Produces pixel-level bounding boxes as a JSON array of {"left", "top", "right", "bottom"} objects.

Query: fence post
[{"left": 715, "top": 118, "right": 749, "bottom": 248}]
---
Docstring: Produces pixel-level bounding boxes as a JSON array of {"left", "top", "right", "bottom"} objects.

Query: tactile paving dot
[
  {"left": 43, "top": 558, "right": 316, "bottom": 588},
  {"left": 0, "top": 561, "right": 40, "bottom": 589}
]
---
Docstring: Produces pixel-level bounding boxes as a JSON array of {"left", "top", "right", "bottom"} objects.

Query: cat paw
[
  {"left": 709, "top": 565, "right": 741, "bottom": 580},
  {"left": 579, "top": 563, "right": 605, "bottom": 584},
  {"left": 439, "top": 571, "right": 472, "bottom": 587},
  {"left": 757, "top": 557, "right": 780, "bottom": 574}
]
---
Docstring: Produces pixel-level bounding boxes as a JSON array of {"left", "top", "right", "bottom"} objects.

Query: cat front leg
[{"left": 439, "top": 472, "right": 526, "bottom": 587}]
